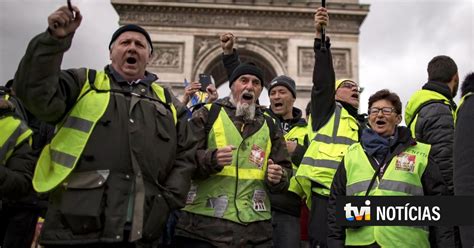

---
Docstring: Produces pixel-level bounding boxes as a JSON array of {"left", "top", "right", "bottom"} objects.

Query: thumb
[{"left": 268, "top": 159, "right": 274, "bottom": 165}]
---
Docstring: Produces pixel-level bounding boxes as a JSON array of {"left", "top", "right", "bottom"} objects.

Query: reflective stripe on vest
[
  {"left": 405, "top": 89, "right": 455, "bottom": 138},
  {"left": 1, "top": 115, "right": 32, "bottom": 164},
  {"left": 296, "top": 104, "right": 359, "bottom": 203},
  {"left": 33, "top": 70, "right": 177, "bottom": 192},
  {"left": 183, "top": 104, "right": 272, "bottom": 224},
  {"left": 344, "top": 142, "right": 430, "bottom": 247},
  {"left": 285, "top": 124, "right": 308, "bottom": 198}
]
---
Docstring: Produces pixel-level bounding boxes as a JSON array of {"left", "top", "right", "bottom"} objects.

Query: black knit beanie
[
  {"left": 228, "top": 63, "right": 264, "bottom": 88},
  {"left": 268, "top": 75, "right": 296, "bottom": 98},
  {"left": 109, "top": 24, "right": 153, "bottom": 53}
]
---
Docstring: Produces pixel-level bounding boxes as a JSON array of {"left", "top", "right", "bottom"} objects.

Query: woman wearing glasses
[{"left": 326, "top": 89, "right": 455, "bottom": 247}]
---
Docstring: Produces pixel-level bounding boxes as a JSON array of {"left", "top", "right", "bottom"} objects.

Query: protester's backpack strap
[
  {"left": 88, "top": 69, "right": 97, "bottom": 88},
  {"left": 163, "top": 86, "right": 172, "bottom": 105},
  {"left": 205, "top": 103, "right": 222, "bottom": 135},
  {"left": 75, "top": 69, "right": 97, "bottom": 103},
  {"left": 263, "top": 114, "right": 277, "bottom": 140}
]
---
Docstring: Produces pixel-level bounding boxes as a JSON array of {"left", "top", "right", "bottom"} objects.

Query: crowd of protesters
[{"left": 0, "top": 3, "right": 472, "bottom": 248}]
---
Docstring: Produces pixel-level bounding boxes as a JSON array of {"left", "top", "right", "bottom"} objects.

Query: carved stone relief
[
  {"left": 115, "top": 5, "right": 363, "bottom": 34},
  {"left": 194, "top": 36, "right": 219, "bottom": 61},
  {"left": 149, "top": 42, "right": 184, "bottom": 73},
  {"left": 298, "top": 47, "right": 351, "bottom": 78},
  {"left": 298, "top": 47, "right": 315, "bottom": 77},
  {"left": 193, "top": 36, "right": 288, "bottom": 69},
  {"left": 256, "top": 39, "right": 288, "bottom": 65},
  {"left": 332, "top": 49, "right": 352, "bottom": 78}
]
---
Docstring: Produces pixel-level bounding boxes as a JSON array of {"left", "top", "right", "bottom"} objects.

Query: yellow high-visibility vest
[
  {"left": 405, "top": 89, "right": 455, "bottom": 137},
  {"left": 183, "top": 104, "right": 272, "bottom": 224},
  {"left": 295, "top": 104, "right": 359, "bottom": 206},
  {"left": 344, "top": 142, "right": 430, "bottom": 247},
  {"left": 33, "top": 70, "right": 177, "bottom": 192},
  {"left": 1, "top": 94, "right": 33, "bottom": 164}
]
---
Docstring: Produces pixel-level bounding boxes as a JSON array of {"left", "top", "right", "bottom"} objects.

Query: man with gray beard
[
  {"left": 175, "top": 63, "right": 293, "bottom": 247},
  {"left": 234, "top": 89, "right": 256, "bottom": 121}
]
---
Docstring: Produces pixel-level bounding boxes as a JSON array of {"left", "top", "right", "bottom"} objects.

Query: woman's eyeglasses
[{"left": 368, "top": 107, "right": 396, "bottom": 115}]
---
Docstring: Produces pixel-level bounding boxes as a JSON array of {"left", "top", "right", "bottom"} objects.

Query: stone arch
[{"left": 192, "top": 42, "right": 287, "bottom": 88}]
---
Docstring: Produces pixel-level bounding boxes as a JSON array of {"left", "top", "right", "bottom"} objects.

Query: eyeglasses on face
[
  {"left": 368, "top": 107, "right": 396, "bottom": 115},
  {"left": 338, "top": 81, "right": 361, "bottom": 92}
]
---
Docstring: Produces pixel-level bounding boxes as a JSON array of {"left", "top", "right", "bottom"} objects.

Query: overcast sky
[{"left": 1, "top": 0, "right": 473, "bottom": 117}]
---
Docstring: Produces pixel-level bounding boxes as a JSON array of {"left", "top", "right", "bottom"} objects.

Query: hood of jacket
[{"left": 405, "top": 81, "right": 456, "bottom": 125}]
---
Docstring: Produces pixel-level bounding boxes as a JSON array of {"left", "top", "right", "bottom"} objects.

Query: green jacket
[{"left": 13, "top": 31, "right": 197, "bottom": 244}]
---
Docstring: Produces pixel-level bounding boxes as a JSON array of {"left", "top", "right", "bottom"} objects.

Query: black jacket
[
  {"left": 454, "top": 87, "right": 474, "bottom": 247},
  {"left": 310, "top": 38, "right": 366, "bottom": 135},
  {"left": 409, "top": 81, "right": 456, "bottom": 194},
  {"left": 0, "top": 105, "right": 35, "bottom": 199},
  {"left": 327, "top": 126, "right": 454, "bottom": 248},
  {"left": 266, "top": 107, "right": 308, "bottom": 216},
  {"left": 13, "top": 31, "right": 197, "bottom": 245}
]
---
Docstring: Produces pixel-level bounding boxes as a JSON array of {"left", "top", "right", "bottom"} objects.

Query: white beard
[
  {"left": 230, "top": 91, "right": 256, "bottom": 122},
  {"left": 236, "top": 102, "right": 256, "bottom": 122}
]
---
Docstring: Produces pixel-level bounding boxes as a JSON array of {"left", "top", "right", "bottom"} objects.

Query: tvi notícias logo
[{"left": 345, "top": 200, "right": 371, "bottom": 221}]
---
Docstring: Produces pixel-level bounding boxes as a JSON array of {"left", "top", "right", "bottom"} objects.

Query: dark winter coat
[
  {"left": 406, "top": 81, "right": 456, "bottom": 194},
  {"left": 454, "top": 85, "right": 474, "bottom": 248},
  {"left": 13, "top": 31, "right": 197, "bottom": 245}
]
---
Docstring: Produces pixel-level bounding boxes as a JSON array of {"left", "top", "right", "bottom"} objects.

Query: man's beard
[
  {"left": 231, "top": 90, "right": 256, "bottom": 122},
  {"left": 236, "top": 102, "right": 256, "bottom": 122}
]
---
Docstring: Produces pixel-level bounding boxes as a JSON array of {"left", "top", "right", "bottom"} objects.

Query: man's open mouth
[
  {"left": 351, "top": 93, "right": 359, "bottom": 99},
  {"left": 274, "top": 103, "right": 283, "bottom": 108},
  {"left": 126, "top": 57, "right": 137, "bottom": 64},
  {"left": 242, "top": 92, "right": 254, "bottom": 101}
]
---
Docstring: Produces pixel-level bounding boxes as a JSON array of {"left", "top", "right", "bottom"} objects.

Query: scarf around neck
[{"left": 361, "top": 128, "right": 398, "bottom": 164}]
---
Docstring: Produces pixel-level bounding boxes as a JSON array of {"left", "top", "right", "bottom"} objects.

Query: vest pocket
[
  {"left": 142, "top": 192, "right": 170, "bottom": 241},
  {"left": 59, "top": 170, "right": 110, "bottom": 234},
  {"left": 318, "top": 142, "right": 346, "bottom": 159}
]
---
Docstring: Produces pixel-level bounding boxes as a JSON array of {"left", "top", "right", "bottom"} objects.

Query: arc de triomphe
[{"left": 111, "top": 0, "right": 369, "bottom": 111}]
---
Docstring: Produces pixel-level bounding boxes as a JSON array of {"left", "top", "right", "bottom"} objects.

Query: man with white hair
[{"left": 175, "top": 63, "right": 292, "bottom": 247}]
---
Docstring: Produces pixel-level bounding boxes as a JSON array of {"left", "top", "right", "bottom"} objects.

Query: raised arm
[
  {"left": 220, "top": 33, "right": 241, "bottom": 80},
  {"left": 310, "top": 7, "right": 337, "bottom": 132},
  {"left": 13, "top": 5, "right": 85, "bottom": 124}
]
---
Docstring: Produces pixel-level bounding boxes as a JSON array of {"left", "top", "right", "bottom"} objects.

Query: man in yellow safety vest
[{"left": 12, "top": 4, "right": 196, "bottom": 247}]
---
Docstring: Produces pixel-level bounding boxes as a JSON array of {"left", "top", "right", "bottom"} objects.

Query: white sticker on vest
[
  {"left": 186, "top": 184, "right": 197, "bottom": 204},
  {"left": 207, "top": 195, "right": 228, "bottom": 218},
  {"left": 249, "top": 144, "right": 265, "bottom": 169},
  {"left": 395, "top": 152, "right": 416, "bottom": 173},
  {"left": 252, "top": 189, "right": 267, "bottom": 212}
]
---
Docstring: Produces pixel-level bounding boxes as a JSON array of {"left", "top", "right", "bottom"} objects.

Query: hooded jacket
[{"left": 405, "top": 81, "right": 456, "bottom": 194}]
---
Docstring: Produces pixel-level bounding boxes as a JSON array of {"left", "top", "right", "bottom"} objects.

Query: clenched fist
[
  {"left": 48, "top": 5, "right": 82, "bottom": 39},
  {"left": 314, "top": 7, "right": 328, "bottom": 37},
  {"left": 215, "top": 145, "right": 236, "bottom": 167},
  {"left": 267, "top": 159, "right": 284, "bottom": 184},
  {"left": 220, "top": 33, "right": 235, "bottom": 55}
]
